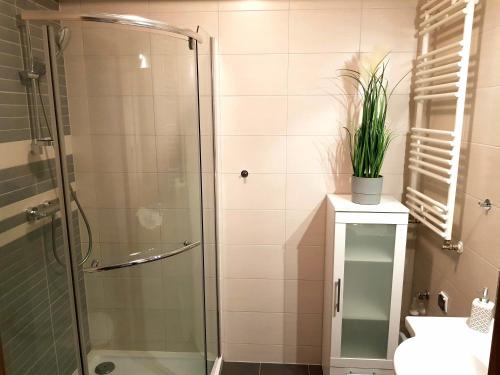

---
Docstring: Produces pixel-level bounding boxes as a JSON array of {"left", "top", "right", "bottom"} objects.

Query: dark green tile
[
  {"left": 0, "top": 128, "right": 31, "bottom": 142},
  {"left": 0, "top": 116, "right": 30, "bottom": 130}
]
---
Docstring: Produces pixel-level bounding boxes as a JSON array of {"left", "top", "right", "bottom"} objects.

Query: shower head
[{"left": 56, "top": 27, "right": 71, "bottom": 57}]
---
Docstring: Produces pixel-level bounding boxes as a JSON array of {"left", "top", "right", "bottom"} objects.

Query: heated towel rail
[{"left": 406, "top": 0, "right": 478, "bottom": 252}]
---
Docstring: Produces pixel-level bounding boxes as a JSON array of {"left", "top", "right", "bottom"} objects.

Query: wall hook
[
  {"left": 240, "top": 170, "right": 249, "bottom": 178},
  {"left": 478, "top": 198, "right": 492, "bottom": 213}
]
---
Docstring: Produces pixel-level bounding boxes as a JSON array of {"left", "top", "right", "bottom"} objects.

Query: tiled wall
[
  {"left": 411, "top": 1, "right": 500, "bottom": 316},
  {"left": 57, "top": 0, "right": 416, "bottom": 364},
  {"left": 214, "top": 0, "right": 416, "bottom": 364},
  {"left": 0, "top": 0, "right": 88, "bottom": 374}
]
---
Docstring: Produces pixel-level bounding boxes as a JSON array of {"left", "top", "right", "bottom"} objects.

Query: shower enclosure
[{"left": 2, "top": 11, "right": 219, "bottom": 375}]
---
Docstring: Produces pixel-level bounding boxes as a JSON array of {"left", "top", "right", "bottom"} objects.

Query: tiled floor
[{"left": 221, "top": 362, "right": 323, "bottom": 375}]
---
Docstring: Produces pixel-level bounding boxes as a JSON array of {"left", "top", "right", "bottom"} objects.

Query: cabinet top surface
[{"left": 327, "top": 194, "right": 409, "bottom": 213}]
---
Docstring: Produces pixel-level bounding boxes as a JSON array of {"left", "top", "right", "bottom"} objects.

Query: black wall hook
[{"left": 240, "top": 170, "right": 249, "bottom": 178}]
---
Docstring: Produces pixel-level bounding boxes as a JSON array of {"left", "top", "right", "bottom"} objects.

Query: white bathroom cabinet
[{"left": 322, "top": 195, "right": 409, "bottom": 375}]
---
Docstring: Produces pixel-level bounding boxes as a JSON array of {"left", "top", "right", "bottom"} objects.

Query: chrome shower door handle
[{"left": 334, "top": 278, "right": 341, "bottom": 316}]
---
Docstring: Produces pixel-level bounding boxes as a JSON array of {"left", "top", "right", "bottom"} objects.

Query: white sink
[{"left": 394, "top": 317, "right": 493, "bottom": 375}]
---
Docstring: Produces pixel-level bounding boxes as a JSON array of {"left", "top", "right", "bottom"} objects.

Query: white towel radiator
[{"left": 406, "top": 0, "right": 479, "bottom": 252}]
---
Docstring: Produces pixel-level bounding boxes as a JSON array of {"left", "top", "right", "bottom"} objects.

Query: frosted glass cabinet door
[{"left": 340, "top": 223, "right": 397, "bottom": 359}]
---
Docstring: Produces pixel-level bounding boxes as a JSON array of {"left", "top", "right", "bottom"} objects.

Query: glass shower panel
[
  {"left": 0, "top": 21, "right": 83, "bottom": 375},
  {"left": 341, "top": 223, "right": 396, "bottom": 359},
  {"left": 58, "top": 20, "right": 206, "bottom": 374},
  {"left": 196, "top": 26, "right": 220, "bottom": 373}
]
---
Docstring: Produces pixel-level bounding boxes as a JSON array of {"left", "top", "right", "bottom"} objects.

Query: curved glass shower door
[{"left": 52, "top": 19, "right": 208, "bottom": 375}]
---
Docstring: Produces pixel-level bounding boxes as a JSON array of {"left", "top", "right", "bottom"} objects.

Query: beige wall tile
[
  {"left": 290, "top": 0, "right": 361, "bottom": 9},
  {"left": 220, "top": 54, "right": 288, "bottom": 95},
  {"left": 222, "top": 173, "right": 286, "bottom": 209},
  {"left": 100, "top": 277, "right": 164, "bottom": 309},
  {"left": 286, "top": 136, "right": 350, "bottom": 174},
  {"left": 285, "top": 206, "right": 326, "bottom": 247},
  {"left": 381, "top": 173, "right": 404, "bottom": 197},
  {"left": 470, "top": 86, "right": 500, "bottom": 147},
  {"left": 153, "top": 96, "right": 180, "bottom": 135},
  {"left": 285, "top": 173, "right": 348, "bottom": 210},
  {"left": 476, "top": 26, "right": 500, "bottom": 88},
  {"left": 289, "top": 9, "right": 361, "bottom": 53},
  {"left": 98, "top": 208, "right": 162, "bottom": 243},
  {"left": 85, "top": 55, "right": 153, "bottom": 96},
  {"left": 149, "top": 0, "right": 218, "bottom": 12},
  {"left": 88, "top": 96, "right": 155, "bottom": 135},
  {"left": 483, "top": 0, "right": 500, "bottom": 32},
  {"left": 94, "top": 172, "right": 159, "bottom": 208},
  {"left": 67, "top": 96, "right": 90, "bottom": 135},
  {"left": 287, "top": 95, "right": 354, "bottom": 136},
  {"left": 224, "top": 245, "right": 286, "bottom": 279},
  {"left": 220, "top": 0, "right": 290, "bottom": 11},
  {"left": 362, "top": 0, "right": 417, "bottom": 8},
  {"left": 360, "top": 8, "right": 416, "bottom": 52},
  {"left": 288, "top": 53, "right": 359, "bottom": 95},
  {"left": 285, "top": 246, "right": 325, "bottom": 281},
  {"left": 80, "top": 0, "right": 149, "bottom": 13},
  {"left": 284, "top": 313, "right": 323, "bottom": 346},
  {"left": 160, "top": 208, "right": 197, "bottom": 243},
  {"left": 157, "top": 173, "right": 191, "bottom": 208},
  {"left": 155, "top": 135, "right": 183, "bottom": 172},
  {"left": 222, "top": 210, "right": 286, "bottom": 245},
  {"left": 285, "top": 279, "right": 324, "bottom": 313},
  {"left": 92, "top": 135, "right": 157, "bottom": 173},
  {"left": 387, "top": 94, "right": 411, "bottom": 134},
  {"left": 220, "top": 96, "right": 287, "bottom": 135},
  {"left": 74, "top": 172, "right": 97, "bottom": 208},
  {"left": 64, "top": 55, "right": 88, "bottom": 97},
  {"left": 225, "top": 312, "right": 285, "bottom": 344},
  {"left": 461, "top": 194, "right": 500, "bottom": 269},
  {"left": 219, "top": 11, "right": 289, "bottom": 54},
  {"left": 151, "top": 54, "right": 181, "bottom": 96},
  {"left": 374, "top": 52, "right": 414, "bottom": 95},
  {"left": 224, "top": 343, "right": 285, "bottom": 363},
  {"left": 379, "top": 135, "right": 407, "bottom": 174},
  {"left": 220, "top": 135, "right": 286, "bottom": 173},
  {"left": 452, "top": 246, "right": 499, "bottom": 303},
  {"left": 465, "top": 143, "right": 500, "bottom": 204},
  {"left": 225, "top": 279, "right": 286, "bottom": 312}
]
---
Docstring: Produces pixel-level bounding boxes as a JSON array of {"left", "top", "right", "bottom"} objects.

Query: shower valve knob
[{"left": 240, "top": 170, "right": 249, "bottom": 178}]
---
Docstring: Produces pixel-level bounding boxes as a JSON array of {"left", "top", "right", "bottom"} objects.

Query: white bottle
[{"left": 468, "top": 287, "right": 495, "bottom": 333}]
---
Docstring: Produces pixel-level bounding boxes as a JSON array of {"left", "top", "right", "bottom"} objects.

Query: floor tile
[
  {"left": 309, "top": 365, "right": 323, "bottom": 375},
  {"left": 221, "top": 362, "right": 260, "bottom": 375},
  {"left": 261, "top": 363, "right": 309, "bottom": 375}
]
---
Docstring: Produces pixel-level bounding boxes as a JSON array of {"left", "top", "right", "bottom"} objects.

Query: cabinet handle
[{"left": 335, "top": 278, "right": 341, "bottom": 315}]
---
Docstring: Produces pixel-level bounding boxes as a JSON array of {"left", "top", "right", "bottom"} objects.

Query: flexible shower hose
[{"left": 36, "top": 79, "right": 93, "bottom": 267}]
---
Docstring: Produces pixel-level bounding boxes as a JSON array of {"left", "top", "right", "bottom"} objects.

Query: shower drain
[{"left": 95, "top": 361, "right": 115, "bottom": 374}]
